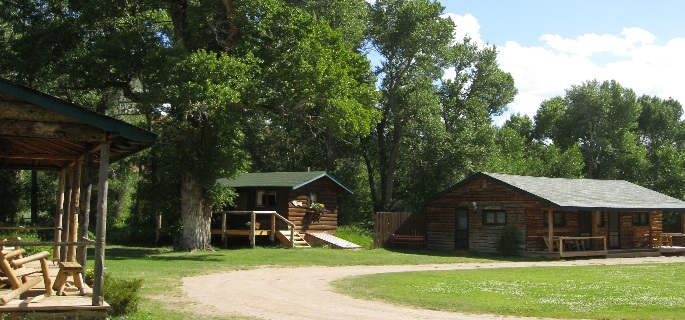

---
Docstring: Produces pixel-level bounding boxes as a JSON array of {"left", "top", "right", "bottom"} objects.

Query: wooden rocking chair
[{"left": 0, "top": 248, "right": 52, "bottom": 304}]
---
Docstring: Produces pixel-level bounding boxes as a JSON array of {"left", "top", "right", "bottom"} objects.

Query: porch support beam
[
  {"left": 548, "top": 208, "right": 554, "bottom": 253},
  {"left": 648, "top": 211, "right": 655, "bottom": 248},
  {"left": 92, "top": 141, "right": 110, "bottom": 307},
  {"left": 53, "top": 169, "right": 66, "bottom": 261},
  {"left": 60, "top": 165, "right": 73, "bottom": 261},
  {"left": 67, "top": 158, "right": 82, "bottom": 261},
  {"left": 78, "top": 154, "right": 93, "bottom": 273}
]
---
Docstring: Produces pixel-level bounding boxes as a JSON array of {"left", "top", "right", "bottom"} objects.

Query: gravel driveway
[{"left": 181, "top": 256, "right": 685, "bottom": 320}]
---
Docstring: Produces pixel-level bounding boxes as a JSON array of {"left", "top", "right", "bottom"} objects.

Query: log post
[
  {"left": 92, "top": 142, "right": 111, "bottom": 307},
  {"left": 78, "top": 155, "right": 93, "bottom": 273},
  {"left": 648, "top": 211, "right": 655, "bottom": 248},
  {"left": 270, "top": 213, "right": 276, "bottom": 243},
  {"left": 60, "top": 165, "right": 73, "bottom": 261},
  {"left": 548, "top": 208, "right": 554, "bottom": 253},
  {"left": 53, "top": 170, "right": 66, "bottom": 261},
  {"left": 67, "top": 158, "right": 82, "bottom": 261},
  {"left": 221, "top": 212, "right": 226, "bottom": 248},
  {"left": 250, "top": 211, "right": 256, "bottom": 248}
]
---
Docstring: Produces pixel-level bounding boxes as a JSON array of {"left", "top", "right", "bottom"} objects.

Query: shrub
[
  {"left": 496, "top": 225, "right": 522, "bottom": 256},
  {"left": 0, "top": 231, "right": 52, "bottom": 256},
  {"left": 105, "top": 272, "right": 143, "bottom": 316}
]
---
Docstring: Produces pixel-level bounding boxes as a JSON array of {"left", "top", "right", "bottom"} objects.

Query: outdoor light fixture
[{"left": 472, "top": 201, "right": 478, "bottom": 211}]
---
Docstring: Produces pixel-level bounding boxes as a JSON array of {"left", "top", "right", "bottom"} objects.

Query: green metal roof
[
  {"left": 432, "top": 172, "right": 685, "bottom": 211},
  {"left": 0, "top": 78, "right": 156, "bottom": 143},
  {"left": 0, "top": 78, "right": 156, "bottom": 170},
  {"left": 218, "top": 171, "right": 353, "bottom": 194}
]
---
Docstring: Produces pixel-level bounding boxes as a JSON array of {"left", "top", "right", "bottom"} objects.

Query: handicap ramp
[{"left": 305, "top": 233, "right": 362, "bottom": 249}]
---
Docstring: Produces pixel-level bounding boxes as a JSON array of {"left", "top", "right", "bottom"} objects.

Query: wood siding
[
  {"left": 287, "top": 178, "right": 342, "bottom": 234},
  {"left": 373, "top": 212, "right": 425, "bottom": 248},
  {"left": 425, "top": 176, "right": 664, "bottom": 254}
]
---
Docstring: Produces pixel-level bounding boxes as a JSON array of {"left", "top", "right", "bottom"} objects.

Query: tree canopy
[{"left": 1, "top": 0, "right": 684, "bottom": 246}]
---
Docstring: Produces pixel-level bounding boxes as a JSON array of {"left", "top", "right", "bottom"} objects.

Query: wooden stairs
[{"left": 276, "top": 230, "right": 311, "bottom": 248}]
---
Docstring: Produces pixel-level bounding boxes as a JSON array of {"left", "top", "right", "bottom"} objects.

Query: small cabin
[
  {"left": 218, "top": 171, "right": 353, "bottom": 236},
  {"left": 424, "top": 172, "right": 685, "bottom": 258}
]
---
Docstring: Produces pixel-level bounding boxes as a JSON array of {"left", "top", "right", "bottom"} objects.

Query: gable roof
[
  {"left": 434, "top": 172, "right": 685, "bottom": 211},
  {"left": 0, "top": 78, "right": 156, "bottom": 171},
  {"left": 218, "top": 171, "right": 353, "bottom": 194}
]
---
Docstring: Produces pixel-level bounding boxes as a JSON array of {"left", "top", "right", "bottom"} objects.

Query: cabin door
[
  {"left": 608, "top": 211, "right": 621, "bottom": 248},
  {"left": 578, "top": 211, "right": 592, "bottom": 249},
  {"left": 455, "top": 208, "right": 469, "bottom": 249}
]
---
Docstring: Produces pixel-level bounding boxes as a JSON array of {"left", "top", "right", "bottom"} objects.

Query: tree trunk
[{"left": 178, "top": 174, "right": 212, "bottom": 251}]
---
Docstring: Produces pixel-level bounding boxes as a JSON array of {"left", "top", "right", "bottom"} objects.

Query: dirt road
[{"left": 181, "top": 256, "right": 685, "bottom": 320}]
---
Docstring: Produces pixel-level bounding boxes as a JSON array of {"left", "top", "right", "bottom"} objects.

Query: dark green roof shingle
[
  {"left": 439, "top": 172, "right": 685, "bottom": 211},
  {"left": 218, "top": 171, "right": 353, "bottom": 194}
]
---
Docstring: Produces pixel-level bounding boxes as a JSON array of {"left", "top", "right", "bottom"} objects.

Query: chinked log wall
[
  {"left": 426, "top": 176, "right": 535, "bottom": 254},
  {"left": 426, "top": 176, "right": 664, "bottom": 253},
  {"left": 287, "top": 179, "right": 341, "bottom": 234}
]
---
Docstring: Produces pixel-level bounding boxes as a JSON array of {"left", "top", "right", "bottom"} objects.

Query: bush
[
  {"left": 105, "top": 272, "right": 143, "bottom": 316},
  {"left": 496, "top": 225, "right": 522, "bottom": 256},
  {"left": 0, "top": 230, "right": 52, "bottom": 256}
]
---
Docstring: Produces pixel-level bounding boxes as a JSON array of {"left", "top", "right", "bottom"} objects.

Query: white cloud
[
  {"left": 442, "top": 13, "right": 485, "bottom": 47},
  {"left": 489, "top": 27, "right": 685, "bottom": 124}
]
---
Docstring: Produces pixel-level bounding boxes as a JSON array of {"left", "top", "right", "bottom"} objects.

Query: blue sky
[{"left": 369, "top": 1, "right": 685, "bottom": 123}]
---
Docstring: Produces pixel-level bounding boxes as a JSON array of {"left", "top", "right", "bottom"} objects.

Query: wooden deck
[{"left": 0, "top": 261, "right": 108, "bottom": 319}]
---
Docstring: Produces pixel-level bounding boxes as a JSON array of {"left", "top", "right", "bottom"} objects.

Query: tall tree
[
  {"left": 534, "top": 80, "right": 647, "bottom": 180},
  {"left": 366, "top": 0, "right": 454, "bottom": 210}
]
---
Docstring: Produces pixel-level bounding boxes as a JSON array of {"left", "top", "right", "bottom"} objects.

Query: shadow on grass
[
  {"left": 104, "top": 246, "right": 225, "bottom": 262},
  {"left": 383, "top": 247, "right": 549, "bottom": 262}
]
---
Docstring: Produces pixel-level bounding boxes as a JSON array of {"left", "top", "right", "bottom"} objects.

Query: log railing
[{"left": 216, "top": 211, "right": 297, "bottom": 248}]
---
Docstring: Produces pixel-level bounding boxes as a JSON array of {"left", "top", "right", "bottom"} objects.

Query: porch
[{"left": 0, "top": 259, "right": 108, "bottom": 319}]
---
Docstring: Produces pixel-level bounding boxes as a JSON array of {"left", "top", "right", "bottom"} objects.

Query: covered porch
[{"left": 0, "top": 78, "right": 155, "bottom": 317}]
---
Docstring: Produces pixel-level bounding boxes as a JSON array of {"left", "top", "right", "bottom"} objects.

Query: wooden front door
[
  {"left": 608, "top": 211, "right": 620, "bottom": 248},
  {"left": 578, "top": 211, "right": 592, "bottom": 249},
  {"left": 455, "top": 208, "right": 468, "bottom": 249}
]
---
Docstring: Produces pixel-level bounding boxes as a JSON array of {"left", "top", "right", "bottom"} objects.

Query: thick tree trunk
[{"left": 178, "top": 174, "right": 212, "bottom": 251}]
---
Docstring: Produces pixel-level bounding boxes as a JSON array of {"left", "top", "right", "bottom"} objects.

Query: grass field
[{"left": 332, "top": 263, "right": 685, "bottom": 319}]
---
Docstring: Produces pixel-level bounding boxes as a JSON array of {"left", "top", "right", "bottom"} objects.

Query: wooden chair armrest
[
  {"left": 3, "top": 249, "right": 25, "bottom": 260},
  {"left": 10, "top": 251, "right": 50, "bottom": 268}
]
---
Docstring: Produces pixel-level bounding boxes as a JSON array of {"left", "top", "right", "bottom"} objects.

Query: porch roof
[
  {"left": 0, "top": 78, "right": 156, "bottom": 171},
  {"left": 441, "top": 172, "right": 685, "bottom": 211},
  {"left": 218, "top": 171, "right": 353, "bottom": 194}
]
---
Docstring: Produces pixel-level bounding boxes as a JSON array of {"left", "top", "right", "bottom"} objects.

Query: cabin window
[
  {"left": 256, "top": 190, "right": 277, "bottom": 206},
  {"left": 482, "top": 210, "right": 506, "bottom": 225},
  {"left": 632, "top": 212, "right": 649, "bottom": 226},
  {"left": 543, "top": 211, "right": 565, "bottom": 227}
]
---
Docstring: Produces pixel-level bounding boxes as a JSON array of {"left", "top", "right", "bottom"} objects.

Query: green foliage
[
  {"left": 0, "top": 231, "right": 52, "bottom": 256},
  {"left": 496, "top": 225, "right": 522, "bottom": 256},
  {"left": 105, "top": 272, "right": 143, "bottom": 317},
  {"left": 336, "top": 224, "right": 374, "bottom": 249}
]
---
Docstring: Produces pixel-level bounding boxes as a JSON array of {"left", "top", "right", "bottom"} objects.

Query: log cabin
[
  {"left": 424, "top": 172, "right": 685, "bottom": 258},
  {"left": 217, "top": 171, "right": 357, "bottom": 248}
]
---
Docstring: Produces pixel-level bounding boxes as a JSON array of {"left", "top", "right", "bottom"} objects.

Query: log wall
[
  {"left": 425, "top": 176, "right": 664, "bottom": 253},
  {"left": 426, "top": 176, "right": 536, "bottom": 254},
  {"left": 287, "top": 178, "right": 343, "bottom": 234}
]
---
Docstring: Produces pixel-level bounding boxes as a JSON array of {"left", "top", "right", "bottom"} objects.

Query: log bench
[
  {"left": 391, "top": 234, "right": 426, "bottom": 248},
  {"left": 0, "top": 248, "right": 52, "bottom": 304}
]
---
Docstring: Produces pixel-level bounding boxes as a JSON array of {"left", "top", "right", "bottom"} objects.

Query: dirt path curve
[{"left": 182, "top": 256, "right": 685, "bottom": 320}]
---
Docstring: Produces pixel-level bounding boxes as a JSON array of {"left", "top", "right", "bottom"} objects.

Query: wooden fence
[{"left": 373, "top": 212, "right": 426, "bottom": 248}]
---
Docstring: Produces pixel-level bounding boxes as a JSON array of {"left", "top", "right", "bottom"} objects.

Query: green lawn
[
  {"left": 102, "top": 246, "right": 506, "bottom": 319},
  {"left": 332, "top": 263, "right": 685, "bottom": 319}
]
